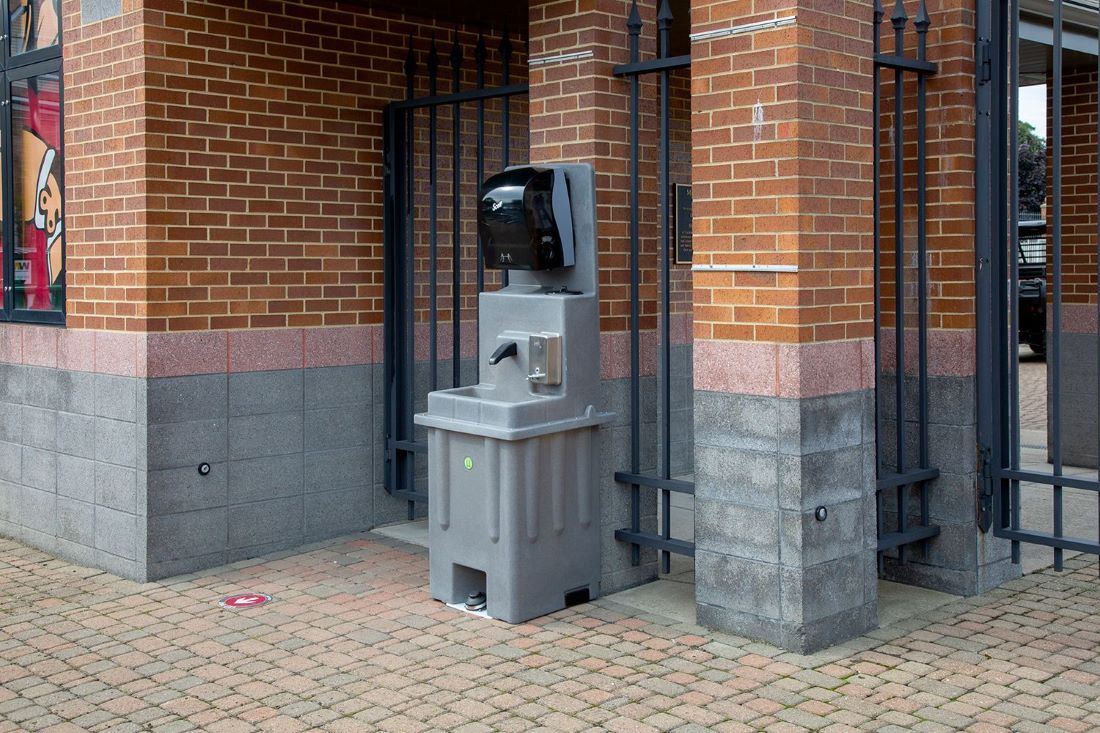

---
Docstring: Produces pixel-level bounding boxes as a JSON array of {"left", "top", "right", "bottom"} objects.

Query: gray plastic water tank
[{"left": 414, "top": 163, "right": 610, "bottom": 623}]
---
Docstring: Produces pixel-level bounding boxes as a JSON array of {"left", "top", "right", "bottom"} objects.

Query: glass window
[
  {"left": 10, "top": 1, "right": 60, "bottom": 56},
  {"left": 2, "top": 0, "right": 63, "bottom": 323},
  {"left": 12, "top": 73, "right": 61, "bottom": 312}
]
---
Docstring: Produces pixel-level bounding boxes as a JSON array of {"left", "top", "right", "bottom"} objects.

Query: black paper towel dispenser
[{"left": 478, "top": 167, "right": 576, "bottom": 271}]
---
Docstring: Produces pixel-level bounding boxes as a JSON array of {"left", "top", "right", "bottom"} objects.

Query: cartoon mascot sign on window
[
  {"left": 21, "top": 126, "right": 61, "bottom": 285},
  {"left": 9, "top": 0, "right": 62, "bottom": 309}
]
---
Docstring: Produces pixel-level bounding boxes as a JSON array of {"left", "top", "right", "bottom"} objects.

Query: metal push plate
[{"left": 527, "top": 333, "right": 562, "bottom": 385}]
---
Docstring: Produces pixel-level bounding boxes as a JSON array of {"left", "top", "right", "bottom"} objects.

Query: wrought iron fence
[
  {"left": 612, "top": 0, "right": 695, "bottom": 573},
  {"left": 873, "top": 0, "right": 942, "bottom": 562}
]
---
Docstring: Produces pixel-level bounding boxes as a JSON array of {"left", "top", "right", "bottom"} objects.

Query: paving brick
[{"left": 1, "top": 533, "right": 1100, "bottom": 733}]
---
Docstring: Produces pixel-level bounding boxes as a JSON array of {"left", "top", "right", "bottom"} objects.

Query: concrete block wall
[
  {"left": 0, "top": 325, "right": 393, "bottom": 583},
  {"left": 659, "top": 343, "right": 695, "bottom": 479},
  {"left": 879, "top": 373, "right": 1016, "bottom": 595},
  {"left": 145, "top": 365, "right": 383, "bottom": 578},
  {"left": 1050, "top": 329, "right": 1098, "bottom": 469},
  {"left": 0, "top": 363, "right": 148, "bottom": 579},
  {"left": 600, "top": 375, "right": 659, "bottom": 594},
  {"left": 694, "top": 388, "right": 878, "bottom": 653}
]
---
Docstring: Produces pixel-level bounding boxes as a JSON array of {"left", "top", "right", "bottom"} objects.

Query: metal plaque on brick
[{"left": 673, "top": 183, "right": 692, "bottom": 265}]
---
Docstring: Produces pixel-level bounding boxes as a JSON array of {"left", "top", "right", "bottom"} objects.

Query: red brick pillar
[
  {"left": 527, "top": 0, "right": 663, "bottom": 592},
  {"left": 689, "top": 0, "right": 879, "bottom": 651}
]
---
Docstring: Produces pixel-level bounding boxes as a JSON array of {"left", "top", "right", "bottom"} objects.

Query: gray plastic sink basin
[
  {"left": 417, "top": 384, "right": 610, "bottom": 440},
  {"left": 425, "top": 385, "right": 567, "bottom": 429}
]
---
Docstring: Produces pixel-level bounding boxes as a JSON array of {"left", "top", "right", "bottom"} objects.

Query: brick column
[
  {"left": 690, "top": 0, "right": 878, "bottom": 651},
  {"left": 527, "top": 0, "right": 662, "bottom": 592}
]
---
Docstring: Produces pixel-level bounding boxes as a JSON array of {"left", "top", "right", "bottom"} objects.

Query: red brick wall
[
  {"left": 877, "top": 0, "right": 978, "bottom": 332},
  {"left": 690, "top": 0, "right": 874, "bottom": 344},
  {"left": 527, "top": 0, "right": 693, "bottom": 339},
  {"left": 1047, "top": 67, "right": 1097, "bottom": 307},
  {"left": 528, "top": 0, "right": 661, "bottom": 334},
  {"left": 63, "top": 0, "right": 150, "bottom": 331},
  {"left": 670, "top": 67, "right": 693, "bottom": 319},
  {"left": 66, "top": 0, "right": 526, "bottom": 332},
  {"left": 407, "top": 73, "right": 530, "bottom": 339}
]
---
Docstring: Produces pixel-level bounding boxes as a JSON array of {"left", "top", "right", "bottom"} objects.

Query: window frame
[{"left": 1, "top": 1, "right": 64, "bottom": 325}]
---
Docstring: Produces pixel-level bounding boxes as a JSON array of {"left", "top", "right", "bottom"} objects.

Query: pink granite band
[
  {"left": 0, "top": 324, "right": 383, "bottom": 377},
  {"left": 695, "top": 330, "right": 978, "bottom": 398},
  {"left": 693, "top": 339, "right": 875, "bottom": 398},
  {"left": 1058, "top": 304, "right": 1098, "bottom": 335}
]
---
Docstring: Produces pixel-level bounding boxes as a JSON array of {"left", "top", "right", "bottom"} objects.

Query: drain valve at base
[{"left": 465, "top": 591, "right": 487, "bottom": 612}]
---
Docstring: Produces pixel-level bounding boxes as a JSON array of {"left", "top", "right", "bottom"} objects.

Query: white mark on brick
[{"left": 753, "top": 102, "right": 765, "bottom": 142}]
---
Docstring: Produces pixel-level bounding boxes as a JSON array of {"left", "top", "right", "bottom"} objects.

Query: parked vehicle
[{"left": 1018, "top": 219, "right": 1046, "bottom": 356}]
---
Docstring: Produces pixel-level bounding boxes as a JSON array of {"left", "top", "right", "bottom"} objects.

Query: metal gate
[
  {"left": 977, "top": 0, "right": 1100, "bottom": 568},
  {"left": 382, "top": 31, "right": 528, "bottom": 516},
  {"left": 612, "top": 0, "right": 696, "bottom": 573},
  {"left": 872, "top": 0, "right": 942, "bottom": 564}
]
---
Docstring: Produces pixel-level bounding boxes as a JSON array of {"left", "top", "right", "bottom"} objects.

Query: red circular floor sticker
[{"left": 219, "top": 593, "right": 272, "bottom": 609}]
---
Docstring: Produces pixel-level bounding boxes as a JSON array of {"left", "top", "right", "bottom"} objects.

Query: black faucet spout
[{"left": 488, "top": 341, "right": 518, "bottom": 365}]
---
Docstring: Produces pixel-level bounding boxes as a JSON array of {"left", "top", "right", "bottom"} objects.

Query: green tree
[{"left": 1018, "top": 120, "right": 1046, "bottom": 218}]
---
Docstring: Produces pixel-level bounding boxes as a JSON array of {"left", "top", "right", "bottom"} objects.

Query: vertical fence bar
[
  {"left": 873, "top": 0, "right": 885, "bottom": 573},
  {"left": 1009, "top": 0, "right": 1021, "bottom": 564},
  {"left": 451, "top": 32, "right": 463, "bottom": 389},
  {"left": 429, "top": 39, "right": 440, "bottom": 393},
  {"left": 1052, "top": 0, "right": 1064, "bottom": 571},
  {"left": 977, "top": 0, "right": 1006, "bottom": 543},
  {"left": 915, "top": 1, "right": 930, "bottom": 539},
  {"left": 627, "top": 1, "right": 643, "bottom": 566},
  {"left": 993, "top": 0, "right": 1011, "bottom": 542},
  {"left": 500, "top": 32, "right": 512, "bottom": 289},
  {"left": 658, "top": 0, "right": 673, "bottom": 575},
  {"left": 891, "top": 0, "right": 909, "bottom": 562},
  {"left": 383, "top": 105, "right": 395, "bottom": 495},
  {"left": 1096, "top": 1, "right": 1100, "bottom": 576},
  {"left": 404, "top": 43, "right": 418, "bottom": 515},
  {"left": 476, "top": 33, "right": 486, "bottom": 383}
]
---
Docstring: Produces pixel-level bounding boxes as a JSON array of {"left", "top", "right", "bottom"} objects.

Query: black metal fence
[
  {"left": 382, "top": 31, "right": 528, "bottom": 516},
  {"left": 873, "top": 0, "right": 942, "bottom": 562},
  {"left": 978, "top": 0, "right": 1100, "bottom": 569},
  {"left": 612, "top": 0, "right": 695, "bottom": 573}
]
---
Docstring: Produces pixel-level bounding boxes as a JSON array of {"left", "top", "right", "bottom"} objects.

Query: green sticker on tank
[{"left": 463, "top": 456, "right": 474, "bottom": 470}]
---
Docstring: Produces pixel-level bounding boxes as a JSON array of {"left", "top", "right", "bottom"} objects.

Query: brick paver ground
[{"left": 2, "top": 534, "right": 1100, "bottom": 733}]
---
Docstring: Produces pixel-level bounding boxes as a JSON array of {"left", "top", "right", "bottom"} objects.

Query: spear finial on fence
[
  {"left": 914, "top": 0, "right": 931, "bottom": 60},
  {"left": 499, "top": 28, "right": 513, "bottom": 68},
  {"left": 404, "top": 38, "right": 415, "bottom": 97},
  {"left": 657, "top": 0, "right": 673, "bottom": 58},
  {"left": 891, "top": 0, "right": 908, "bottom": 29},
  {"left": 873, "top": 0, "right": 885, "bottom": 53},
  {"left": 627, "top": 0, "right": 642, "bottom": 63},
  {"left": 450, "top": 27, "right": 462, "bottom": 73},
  {"left": 891, "top": 0, "right": 908, "bottom": 53},
  {"left": 428, "top": 34, "right": 439, "bottom": 94},
  {"left": 627, "top": 0, "right": 643, "bottom": 37}
]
